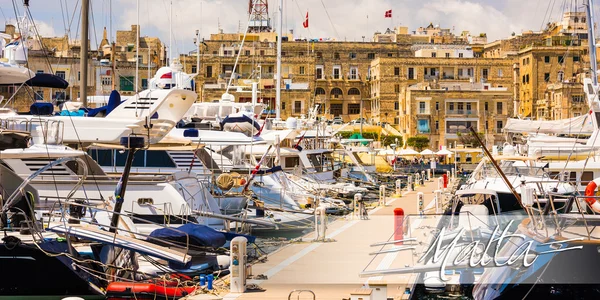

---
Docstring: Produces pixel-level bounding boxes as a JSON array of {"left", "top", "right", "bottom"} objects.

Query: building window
[
  {"left": 557, "top": 71, "right": 564, "bottom": 82},
  {"left": 299, "top": 51, "right": 304, "bottom": 56},
  {"left": 245, "top": 50, "right": 251, "bottom": 56},
  {"left": 435, "top": 120, "right": 439, "bottom": 130},
  {"left": 459, "top": 53, "right": 464, "bottom": 58},
  {"left": 419, "top": 101, "right": 426, "bottom": 114},
  {"left": 408, "top": 67, "right": 415, "bottom": 79},
  {"left": 349, "top": 52, "right": 356, "bottom": 59},
  {"left": 435, "top": 102, "right": 439, "bottom": 111},
  {"left": 300, "top": 66, "right": 305, "bottom": 75},
  {"left": 482, "top": 68, "right": 489, "bottom": 80},
  {"left": 544, "top": 56, "right": 550, "bottom": 63},
  {"left": 458, "top": 69, "right": 463, "bottom": 77},
  {"left": 445, "top": 53, "right": 450, "bottom": 58},
  {"left": 449, "top": 103, "right": 454, "bottom": 111},
  {"left": 330, "top": 103, "right": 343, "bottom": 116},
  {"left": 348, "top": 104, "right": 360, "bottom": 114},
  {"left": 496, "top": 120, "right": 503, "bottom": 133},
  {"left": 333, "top": 65, "right": 341, "bottom": 79},
  {"left": 417, "top": 119, "right": 430, "bottom": 133},
  {"left": 56, "top": 71, "right": 66, "bottom": 79},
  {"left": 34, "top": 90, "right": 43, "bottom": 100},
  {"left": 316, "top": 65, "right": 324, "bottom": 79},
  {"left": 367, "top": 53, "right": 375, "bottom": 59},
  {"left": 348, "top": 88, "right": 360, "bottom": 95},
  {"left": 497, "top": 102, "right": 503, "bottom": 114},
  {"left": 395, "top": 102, "right": 399, "bottom": 110},
  {"left": 294, "top": 101, "right": 302, "bottom": 114},
  {"left": 316, "top": 51, "right": 323, "bottom": 58},
  {"left": 282, "top": 102, "right": 286, "bottom": 110},
  {"left": 206, "top": 66, "right": 213, "bottom": 78},
  {"left": 315, "top": 87, "right": 326, "bottom": 96},
  {"left": 394, "top": 84, "right": 400, "bottom": 93},
  {"left": 331, "top": 88, "right": 343, "bottom": 98},
  {"left": 394, "top": 67, "right": 400, "bottom": 76},
  {"left": 572, "top": 95, "right": 584, "bottom": 102},
  {"left": 431, "top": 52, "right": 437, "bottom": 58},
  {"left": 349, "top": 66, "right": 358, "bottom": 80},
  {"left": 558, "top": 56, "right": 564, "bottom": 64},
  {"left": 485, "top": 102, "right": 488, "bottom": 111},
  {"left": 387, "top": 53, "right": 393, "bottom": 57},
  {"left": 334, "top": 52, "right": 340, "bottom": 59},
  {"left": 573, "top": 56, "right": 580, "bottom": 62},
  {"left": 119, "top": 76, "right": 134, "bottom": 92},
  {"left": 497, "top": 69, "right": 503, "bottom": 77},
  {"left": 36, "top": 69, "right": 44, "bottom": 74},
  {"left": 544, "top": 73, "right": 550, "bottom": 82},
  {"left": 101, "top": 76, "right": 112, "bottom": 86}
]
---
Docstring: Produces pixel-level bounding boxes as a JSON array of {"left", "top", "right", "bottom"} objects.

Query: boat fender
[{"left": 584, "top": 178, "right": 600, "bottom": 213}]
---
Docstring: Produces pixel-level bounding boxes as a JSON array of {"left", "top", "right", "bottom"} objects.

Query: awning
[
  {"left": 25, "top": 73, "right": 69, "bottom": 89},
  {"left": 503, "top": 115, "right": 594, "bottom": 135}
]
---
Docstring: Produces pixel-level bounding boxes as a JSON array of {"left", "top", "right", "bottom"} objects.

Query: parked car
[
  {"left": 351, "top": 118, "right": 367, "bottom": 124},
  {"left": 332, "top": 117, "right": 343, "bottom": 125}
]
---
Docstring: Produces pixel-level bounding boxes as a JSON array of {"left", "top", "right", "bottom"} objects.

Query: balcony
[
  {"left": 446, "top": 110, "right": 478, "bottom": 116},
  {"left": 417, "top": 109, "right": 430, "bottom": 115}
]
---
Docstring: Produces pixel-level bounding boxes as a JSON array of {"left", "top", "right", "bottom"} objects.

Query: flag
[
  {"left": 303, "top": 12, "right": 309, "bottom": 28},
  {"left": 385, "top": 9, "right": 392, "bottom": 18}
]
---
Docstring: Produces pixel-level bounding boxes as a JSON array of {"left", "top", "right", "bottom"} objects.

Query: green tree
[
  {"left": 457, "top": 131, "right": 484, "bottom": 147},
  {"left": 406, "top": 136, "right": 429, "bottom": 152},
  {"left": 381, "top": 135, "right": 403, "bottom": 147}
]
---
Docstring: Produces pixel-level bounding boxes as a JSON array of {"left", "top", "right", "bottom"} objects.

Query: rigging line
[
  {"left": 0, "top": 7, "right": 6, "bottom": 22},
  {"left": 24, "top": 6, "right": 54, "bottom": 74},
  {"left": 319, "top": 0, "right": 340, "bottom": 40},
  {"left": 541, "top": 0, "right": 554, "bottom": 30},
  {"left": 225, "top": 7, "right": 253, "bottom": 94}
]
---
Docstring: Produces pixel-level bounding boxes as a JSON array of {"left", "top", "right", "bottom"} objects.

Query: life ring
[
  {"left": 216, "top": 173, "right": 234, "bottom": 191},
  {"left": 584, "top": 178, "right": 600, "bottom": 213}
]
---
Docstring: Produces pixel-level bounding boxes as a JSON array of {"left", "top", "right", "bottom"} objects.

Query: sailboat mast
[
  {"left": 169, "top": 0, "right": 173, "bottom": 66},
  {"left": 135, "top": 0, "right": 139, "bottom": 95},
  {"left": 586, "top": 0, "right": 598, "bottom": 85},
  {"left": 275, "top": 0, "right": 282, "bottom": 120},
  {"left": 80, "top": 0, "right": 89, "bottom": 107}
]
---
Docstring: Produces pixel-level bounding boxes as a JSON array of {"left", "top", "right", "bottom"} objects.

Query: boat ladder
[{"left": 288, "top": 289, "right": 316, "bottom": 300}]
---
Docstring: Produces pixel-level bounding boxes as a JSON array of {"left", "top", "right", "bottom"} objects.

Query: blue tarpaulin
[{"left": 148, "top": 224, "right": 226, "bottom": 248}]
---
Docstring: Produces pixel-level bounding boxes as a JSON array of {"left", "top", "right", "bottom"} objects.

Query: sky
[{"left": 0, "top": 0, "right": 594, "bottom": 56}]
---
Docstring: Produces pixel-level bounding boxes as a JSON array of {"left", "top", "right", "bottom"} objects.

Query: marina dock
[{"left": 215, "top": 179, "right": 449, "bottom": 300}]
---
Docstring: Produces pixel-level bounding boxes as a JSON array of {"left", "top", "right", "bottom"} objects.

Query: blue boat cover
[
  {"left": 30, "top": 102, "right": 54, "bottom": 115},
  {"left": 220, "top": 114, "right": 261, "bottom": 131},
  {"left": 148, "top": 223, "right": 226, "bottom": 248},
  {"left": 87, "top": 90, "right": 122, "bottom": 117},
  {"left": 25, "top": 73, "right": 69, "bottom": 89}
]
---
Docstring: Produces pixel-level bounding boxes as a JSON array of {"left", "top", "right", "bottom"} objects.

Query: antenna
[{"left": 248, "top": 0, "right": 272, "bottom": 33}]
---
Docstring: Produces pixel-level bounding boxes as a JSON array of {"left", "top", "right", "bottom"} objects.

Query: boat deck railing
[{"left": 0, "top": 117, "right": 65, "bottom": 145}]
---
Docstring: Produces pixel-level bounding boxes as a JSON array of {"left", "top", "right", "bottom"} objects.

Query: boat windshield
[{"left": 481, "top": 160, "right": 545, "bottom": 178}]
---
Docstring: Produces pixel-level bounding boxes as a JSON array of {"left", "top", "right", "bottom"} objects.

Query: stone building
[
  {"left": 401, "top": 82, "right": 512, "bottom": 149},
  {"left": 543, "top": 82, "right": 588, "bottom": 120},
  {"left": 370, "top": 52, "right": 514, "bottom": 127}
]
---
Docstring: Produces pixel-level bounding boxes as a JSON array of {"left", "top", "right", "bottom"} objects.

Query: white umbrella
[
  {"left": 398, "top": 148, "right": 419, "bottom": 156},
  {"left": 436, "top": 149, "right": 453, "bottom": 156},
  {"left": 420, "top": 149, "right": 435, "bottom": 155},
  {"left": 378, "top": 149, "right": 396, "bottom": 156}
]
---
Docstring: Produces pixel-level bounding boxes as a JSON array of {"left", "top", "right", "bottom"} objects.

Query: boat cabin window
[
  {"left": 284, "top": 156, "right": 300, "bottom": 168},
  {"left": 137, "top": 198, "right": 154, "bottom": 205},
  {"left": 581, "top": 171, "right": 594, "bottom": 185},
  {"left": 89, "top": 149, "right": 177, "bottom": 168}
]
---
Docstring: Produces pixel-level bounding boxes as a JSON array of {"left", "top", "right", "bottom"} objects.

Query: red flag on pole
[
  {"left": 384, "top": 10, "right": 392, "bottom": 18},
  {"left": 303, "top": 12, "right": 309, "bottom": 28}
]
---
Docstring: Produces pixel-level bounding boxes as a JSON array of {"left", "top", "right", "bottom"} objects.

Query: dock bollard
[
  {"left": 421, "top": 171, "right": 426, "bottom": 184},
  {"left": 394, "top": 208, "right": 404, "bottom": 245},
  {"left": 407, "top": 176, "right": 413, "bottom": 192},
  {"left": 315, "top": 206, "right": 327, "bottom": 240},
  {"left": 353, "top": 193, "right": 362, "bottom": 219},
  {"left": 395, "top": 179, "right": 402, "bottom": 196},
  {"left": 437, "top": 177, "right": 444, "bottom": 191},
  {"left": 434, "top": 190, "right": 442, "bottom": 214},
  {"left": 414, "top": 173, "right": 419, "bottom": 187},
  {"left": 427, "top": 169, "right": 431, "bottom": 181},
  {"left": 230, "top": 237, "right": 247, "bottom": 293},
  {"left": 417, "top": 192, "right": 424, "bottom": 216},
  {"left": 379, "top": 185, "right": 386, "bottom": 206}
]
